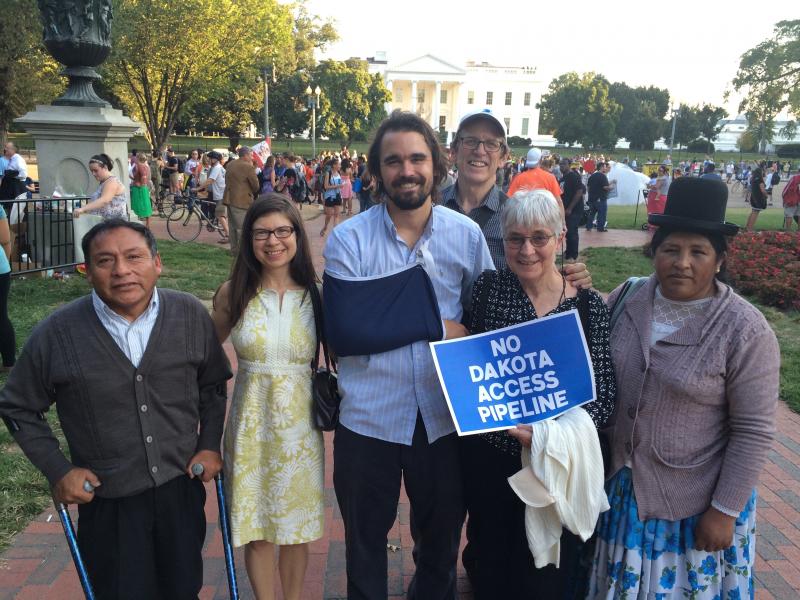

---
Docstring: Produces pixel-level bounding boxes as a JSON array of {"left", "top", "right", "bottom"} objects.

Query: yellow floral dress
[{"left": 223, "top": 288, "right": 324, "bottom": 547}]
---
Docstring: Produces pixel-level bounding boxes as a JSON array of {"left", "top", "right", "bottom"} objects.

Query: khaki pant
[{"left": 226, "top": 205, "right": 248, "bottom": 253}]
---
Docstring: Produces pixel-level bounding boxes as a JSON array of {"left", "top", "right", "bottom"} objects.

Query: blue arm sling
[{"left": 322, "top": 264, "right": 444, "bottom": 357}]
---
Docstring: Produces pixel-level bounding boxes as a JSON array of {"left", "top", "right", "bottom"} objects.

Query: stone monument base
[{"left": 15, "top": 105, "right": 141, "bottom": 199}]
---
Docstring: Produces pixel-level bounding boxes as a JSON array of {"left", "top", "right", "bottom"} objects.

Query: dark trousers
[
  {"left": 586, "top": 198, "right": 607, "bottom": 230},
  {"left": 460, "top": 436, "right": 586, "bottom": 600},
  {"left": 77, "top": 475, "right": 206, "bottom": 600},
  {"left": 333, "top": 415, "right": 464, "bottom": 600},
  {"left": 564, "top": 208, "right": 583, "bottom": 260},
  {"left": 0, "top": 272, "right": 15, "bottom": 367}
]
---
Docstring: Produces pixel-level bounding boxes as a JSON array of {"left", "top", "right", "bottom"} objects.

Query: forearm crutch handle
[{"left": 55, "top": 502, "right": 95, "bottom": 600}]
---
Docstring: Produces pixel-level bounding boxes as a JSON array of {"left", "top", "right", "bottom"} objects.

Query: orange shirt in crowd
[{"left": 507, "top": 167, "right": 562, "bottom": 201}]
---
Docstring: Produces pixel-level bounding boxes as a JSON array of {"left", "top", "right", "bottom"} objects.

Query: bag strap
[
  {"left": 472, "top": 189, "right": 507, "bottom": 231},
  {"left": 576, "top": 288, "right": 592, "bottom": 354},
  {"left": 308, "top": 283, "right": 335, "bottom": 373},
  {"left": 609, "top": 276, "right": 647, "bottom": 331},
  {"left": 474, "top": 269, "right": 496, "bottom": 332}
]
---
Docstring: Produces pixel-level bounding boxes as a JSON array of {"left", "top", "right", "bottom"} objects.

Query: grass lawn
[
  {"left": 582, "top": 246, "right": 800, "bottom": 412},
  {"left": 606, "top": 204, "right": 788, "bottom": 231},
  {"left": 0, "top": 240, "right": 232, "bottom": 553}
]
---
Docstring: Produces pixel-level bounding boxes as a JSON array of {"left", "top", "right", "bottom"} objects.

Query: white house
[{"left": 365, "top": 53, "right": 552, "bottom": 145}]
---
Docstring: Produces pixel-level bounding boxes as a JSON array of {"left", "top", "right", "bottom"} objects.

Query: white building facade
[
  {"left": 366, "top": 54, "right": 549, "bottom": 144},
  {"left": 715, "top": 117, "right": 800, "bottom": 153}
]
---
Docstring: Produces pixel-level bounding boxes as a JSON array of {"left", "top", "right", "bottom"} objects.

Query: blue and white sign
[{"left": 430, "top": 310, "right": 596, "bottom": 436}]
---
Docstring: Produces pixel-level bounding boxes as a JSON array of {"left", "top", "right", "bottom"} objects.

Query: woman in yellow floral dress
[{"left": 212, "top": 194, "right": 323, "bottom": 600}]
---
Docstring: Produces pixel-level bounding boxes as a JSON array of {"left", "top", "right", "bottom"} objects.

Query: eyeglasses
[
  {"left": 504, "top": 234, "right": 555, "bottom": 249},
  {"left": 458, "top": 137, "right": 504, "bottom": 153},
  {"left": 252, "top": 226, "right": 295, "bottom": 240}
]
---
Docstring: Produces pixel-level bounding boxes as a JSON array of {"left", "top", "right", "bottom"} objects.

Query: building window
[
  {"left": 486, "top": 91, "right": 493, "bottom": 105},
  {"left": 440, "top": 89, "right": 447, "bottom": 104},
  {"left": 504, "top": 117, "right": 511, "bottom": 132},
  {"left": 418, "top": 89, "right": 425, "bottom": 103},
  {"left": 505, "top": 92, "right": 512, "bottom": 106},
  {"left": 439, "top": 116, "right": 447, "bottom": 130},
  {"left": 467, "top": 90, "right": 474, "bottom": 104},
  {"left": 521, "top": 118, "right": 529, "bottom": 136},
  {"left": 524, "top": 92, "right": 531, "bottom": 106}
]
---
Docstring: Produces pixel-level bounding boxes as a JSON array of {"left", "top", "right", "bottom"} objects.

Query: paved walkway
[{"left": 1, "top": 200, "right": 797, "bottom": 599}]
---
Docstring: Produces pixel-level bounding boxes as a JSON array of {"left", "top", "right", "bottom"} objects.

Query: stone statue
[{"left": 37, "top": 0, "right": 114, "bottom": 107}]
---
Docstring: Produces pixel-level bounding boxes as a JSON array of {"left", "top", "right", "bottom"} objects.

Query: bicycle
[{"left": 166, "top": 192, "right": 227, "bottom": 242}]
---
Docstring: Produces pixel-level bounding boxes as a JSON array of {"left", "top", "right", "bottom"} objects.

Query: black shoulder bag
[{"left": 308, "top": 283, "right": 341, "bottom": 431}]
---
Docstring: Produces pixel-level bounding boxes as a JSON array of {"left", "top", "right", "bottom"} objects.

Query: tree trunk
[{"left": 227, "top": 134, "right": 240, "bottom": 151}]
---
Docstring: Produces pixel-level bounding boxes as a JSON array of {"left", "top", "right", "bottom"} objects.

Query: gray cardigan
[
  {"left": 0, "top": 289, "right": 232, "bottom": 498},
  {"left": 607, "top": 275, "right": 779, "bottom": 521}
]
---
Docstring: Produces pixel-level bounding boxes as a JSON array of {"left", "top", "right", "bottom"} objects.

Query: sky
[{"left": 300, "top": 0, "right": 800, "bottom": 119}]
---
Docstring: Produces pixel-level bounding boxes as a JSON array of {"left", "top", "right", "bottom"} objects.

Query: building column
[
  {"left": 385, "top": 79, "right": 393, "bottom": 116},
  {"left": 433, "top": 81, "right": 442, "bottom": 130},
  {"left": 411, "top": 80, "right": 418, "bottom": 114}
]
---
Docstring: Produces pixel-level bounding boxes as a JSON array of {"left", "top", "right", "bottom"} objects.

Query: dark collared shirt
[{"left": 441, "top": 183, "right": 506, "bottom": 269}]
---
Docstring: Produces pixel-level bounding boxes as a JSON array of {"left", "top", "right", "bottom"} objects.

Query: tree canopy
[
  {"left": 732, "top": 19, "right": 800, "bottom": 138},
  {"left": 103, "top": 0, "right": 297, "bottom": 152},
  {"left": 0, "top": 0, "right": 64, "bottom": 143},
  {"left": 609, "top": 82, "right": 670, "bottom": 150},
  {"left": 538, "top": 72, "right": 621, "bottom": 148}
]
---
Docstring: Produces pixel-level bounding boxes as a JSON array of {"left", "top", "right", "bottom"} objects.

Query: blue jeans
[{"left": 587, "top": 198, "right": 607, "bottom": 230}]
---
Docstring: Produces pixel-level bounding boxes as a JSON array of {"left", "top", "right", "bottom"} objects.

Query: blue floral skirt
[{"left": 587, "top": 468, "right": 756, "bottom": 600}]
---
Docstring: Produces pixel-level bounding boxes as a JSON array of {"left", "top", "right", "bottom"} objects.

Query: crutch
[
  {"left": 55, "top": 493, "right": 96, "bottom": 600},
  {"left": 3, "top": 414, "right": 96, "bottom": 599},
  {"left": 192, "top": 464, "right": 239, "bottom": 600}
]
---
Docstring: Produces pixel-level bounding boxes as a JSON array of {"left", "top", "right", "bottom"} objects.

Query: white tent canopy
[{"left": 606, "top": 162, "right": 650, "bottom": 206}]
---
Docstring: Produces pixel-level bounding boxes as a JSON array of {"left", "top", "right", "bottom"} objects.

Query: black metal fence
[{"left": 3, "top": 196, "right": 91, "bottom": 276}]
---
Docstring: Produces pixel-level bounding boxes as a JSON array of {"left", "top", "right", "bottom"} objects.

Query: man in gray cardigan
[{"left": 0, "top": 219, "right": 232, "bottom": 599}]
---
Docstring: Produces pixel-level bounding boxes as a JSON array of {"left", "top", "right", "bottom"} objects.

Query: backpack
[
  {"left": 289, "top": 167, "right": 308, "bottom": 202},
  {"left": 783, "top": 174, "right": 800, "bottom": 208},
  {"left": 771, "top": 171, "right": 781, "bottom": 186}
]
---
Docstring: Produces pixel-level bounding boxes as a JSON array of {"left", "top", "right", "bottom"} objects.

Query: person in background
[
  {"left": 184, "top": 149, "right": 200, "bottom": 189},
  {"left": 165, "top": 147, "right": 180, "bottom": 194},
  {"left": 340, "top": 158, "right": 354, "bottom": 216},
  {"left": 74, "top": 153, "right": 127, "bottom": 220},
  {"left": 745, "top": 167, "right": 767, "bottom": 231},
  {"left": 320, "top": 157, "right": 343, "bottom": 236},
  {"left": 130, "top": 152, "right": 153, "bottom": 229},
  {"left": 0, "top": 204, "right": 14, "bottom": 372},
  {"left": 588, "top": 178, "right": 779, "bottom": 600},
  {"left": 212, "top": 196, "right": 323, "bottom": 600}
]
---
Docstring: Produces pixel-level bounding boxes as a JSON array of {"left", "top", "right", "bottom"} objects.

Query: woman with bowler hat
[{"left": 586, "top": 178, "right": 780, "bottom": 599}]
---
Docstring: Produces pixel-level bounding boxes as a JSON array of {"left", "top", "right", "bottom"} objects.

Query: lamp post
[
  {"left": 668, "top": 106, "right": 680, "bottom": 159},
  {"left": 306, "top": 85, "right": 321, "bottom": 158},
  {"left": 261, "top": 64, "right": 274, "bottom": 139}
]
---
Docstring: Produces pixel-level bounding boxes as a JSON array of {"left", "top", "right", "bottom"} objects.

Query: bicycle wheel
[{"left": 167, "top": 206, "right": 202, "bottom": 242}]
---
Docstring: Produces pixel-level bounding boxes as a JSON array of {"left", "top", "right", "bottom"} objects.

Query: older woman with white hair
[{"left": 460, "top": 188, "right": 617, "bottom": 600}]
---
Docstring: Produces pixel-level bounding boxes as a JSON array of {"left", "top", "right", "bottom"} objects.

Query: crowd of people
[{"left": 0, "top": 107, "right": 787, "bottom": 600}]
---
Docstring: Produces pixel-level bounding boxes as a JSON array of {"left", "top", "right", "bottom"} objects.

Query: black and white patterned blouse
[{"left": 468, "top": 268, "right": 617, "bottom": 456}]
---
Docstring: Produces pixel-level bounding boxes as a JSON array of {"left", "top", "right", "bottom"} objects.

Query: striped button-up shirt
[
  {"left": 323, "top": 204, "right": 494, "bottom": 445},
  {"left": 91, "top": 288, "right": 160, "bottom": 367},
  {"left": 441, "top": 183, "right": 506, "bottom": 269}
]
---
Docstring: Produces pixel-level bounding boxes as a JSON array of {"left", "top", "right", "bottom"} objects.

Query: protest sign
[{"left": 430, "top": 309, "right": 595, "bottom": 436}]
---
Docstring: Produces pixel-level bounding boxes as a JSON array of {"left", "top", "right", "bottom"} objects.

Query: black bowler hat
[{"left": 649, "top": 177, "right": 739, "bottom": 236}]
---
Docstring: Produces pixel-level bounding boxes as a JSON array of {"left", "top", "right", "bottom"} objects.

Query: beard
[{"left": 385, "top": 175, "right": 432, "bottom": 211}]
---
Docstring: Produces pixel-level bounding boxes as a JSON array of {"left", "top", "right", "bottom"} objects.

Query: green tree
[
  {"left": 0, "top": 0, "right": 64, "bottom": 143},
  {"left": 697, "top": 105, "right": 727, "bottom": 154},
  {"left": 538, "top": 72, "right": 621, "bottom": 149},
  {"left": 732, "top": 20, "right": 800, "bottom": 138},
  {"left": 313, "top": 59, "right": 391, "bottom": 143},
  {"left": 609, "top": 82, "right": 670, "bottom": 149},
  {"left": 102, "top": 0, "right": 295, "bottom": 152},
  {"left": 667, "top": 104, "right": 703, "bottom": 149}
]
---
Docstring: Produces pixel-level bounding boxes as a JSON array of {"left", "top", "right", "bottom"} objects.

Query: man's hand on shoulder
[
  {"left": 562, "top": 262, "right": 592, "bottom": 290},
  {"left": 53, "top": 467, "right": 100, "bottom": 504},
  {"left": 186, "top": 449, "right": 222, "bottom": 482}
]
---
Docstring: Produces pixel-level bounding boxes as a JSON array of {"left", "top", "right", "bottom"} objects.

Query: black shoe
[{"left": 597, "top": 228, "right": 609, "bottom": 232}]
